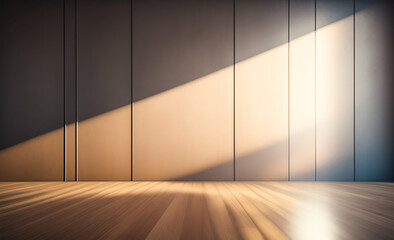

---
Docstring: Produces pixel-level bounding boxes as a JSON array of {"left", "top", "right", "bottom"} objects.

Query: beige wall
[
  {"left": 78, "top": 106, "right": 131, "bottom": 180},
  {"left": 0, "top": 129, "right": 64, "bottom": 181},
  {"left": 66, "top": 123, "right": 76, "bottom": 181}
]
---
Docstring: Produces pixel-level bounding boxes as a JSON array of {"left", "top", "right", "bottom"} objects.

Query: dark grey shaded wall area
[
  {"left": 133, "top": 0, "right": 233, "bottom": 102},
  {"left": 0, "top": 0, "right": 64, "bottom": 150},
  {"left": 65, "top": 0, "right": 76, "bottom": 181},
  {"left": 355, "top": 0, "right": 394, "bottom": 181},
  {"left": 290, "top": 0, "right": 315, "bottom": 41},
  {"left": 235, "top": 0, "right": 288, "bottom": 63},
  {"left": 65, "top": 0, "right": 76, "bottom": 126},
  {"left": 77, "top": 0, "right": 131, "bottom": 122}
]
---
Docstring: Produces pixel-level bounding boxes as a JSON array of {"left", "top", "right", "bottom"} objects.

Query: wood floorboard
[{"left": 0, "top": 182, "right": 393, "bottom": 239}]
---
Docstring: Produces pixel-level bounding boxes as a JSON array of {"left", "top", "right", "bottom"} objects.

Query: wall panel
[
  {"left": 316, "top": 0, "right": 354, "bottom": 181},
  {"left": 355, "top": 0, "right": 394, "bottom": 181},
  {"left": 235, "top": 0, "right": 288, "bottom": 180},
  {"left": 65, "top": 0, "right": 76, "bottom": 181},
  {"left": 0, "top": 0, "right": 64, "bottom": 181},
  {"left": 77, "top": 0, "right": 131, "bottom": 180},
  {"left": 289, "top": 0, "right": 316, "bottom": 181},
  {"left": 133, "top": 0, "right": 234, "bottom": 180}
]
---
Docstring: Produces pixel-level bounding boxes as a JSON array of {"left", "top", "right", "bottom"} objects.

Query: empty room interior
[{"left": 0, "top": 0, "right": 393, "bottom": 239}]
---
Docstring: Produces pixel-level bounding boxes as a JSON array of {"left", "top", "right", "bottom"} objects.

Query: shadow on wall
[
  {"left": 0, "top": 0, "right": 374, "bottom": 149},
  {"left": 1, "top": 0, "right": 392, "bottom": 181},
  {"left": 0, "top": 0, "right": 64, "bottom": 151}
]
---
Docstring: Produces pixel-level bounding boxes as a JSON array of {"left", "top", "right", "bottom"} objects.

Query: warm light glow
[
  {"left": 289, "top": 31, "right": 316, "bottom": 180},
  {"left": 0, "top": 129, "right": 63, "bottom": 181},
  {"left": 133, "top": 66, "right": 234, "bottom": 180},
  {"left": 66, "top": 123, "right": 76, "bottom": 181},
  {"left": 294, "top": 200, "right": 335, "bottom": 240},
  {"left": 0, "top": 16, "right": 357, "bottom": 181},
  {"left": 235, "top": 43, "right": 288, "bottom": 180},
  {"left": 78, "top": 104, "right": 131, "bottom": 180},
  {"left": 104, "top": 17, "right": 354, "bottom": 181}
]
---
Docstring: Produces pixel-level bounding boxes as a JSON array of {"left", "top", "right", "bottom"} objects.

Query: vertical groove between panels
[
  {"left": 75, "top": 0, "right": 78, "bottom": 181},
  {"left": 233, "top": 0, "right": 236, "bottom": 181},
  {"left": 314, "top": 0, "right": 317, "bottom": 181},
  {"left": 288, "top": 0, "right": 290, "bottom": 181},
  {"left": 353, "top": 0, "right": 356, "bottom": 181},
  {"left": 131, "top": 0, "right": 133, "bottom": 181},
  {"left": 63, "top": 0, "right": 66, "bottom": 182}
]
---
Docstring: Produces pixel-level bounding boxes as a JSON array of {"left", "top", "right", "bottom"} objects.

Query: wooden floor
[{"left": 0, "top": 182, "right": 393, "bottom": 239}]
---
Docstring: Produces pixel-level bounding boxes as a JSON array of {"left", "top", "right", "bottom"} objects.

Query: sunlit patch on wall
[
  {"left": 316, "top": 16, "right": 354, "bottom": 180},
  {"left": 289, "top": 31, "right": 316, "bottom": 180},
  {"left": 133, "top": 66, "right": 234, "bottom": 181},
  {"left": 66, "top": 123, "right": 75, "bottom": 181},
  {"left": 235, "top": 43, "right": 288, "bottom": 180},
  {"left": 0, "top": 128, "right": 63, "bottom": 181},
  {"left": 78, "top": 104, "right": 131, "bottom": 181}
]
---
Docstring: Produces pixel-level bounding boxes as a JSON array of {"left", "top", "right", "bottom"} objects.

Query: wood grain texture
[{"left": 0, "top": 182, "right": 393, "bottom": 239}]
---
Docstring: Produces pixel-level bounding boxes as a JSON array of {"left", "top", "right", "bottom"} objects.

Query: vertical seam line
[
  {"left": 233, "top": 0, "right": 236, "bottom": 181},
  {"left": 75, "top": 0, "right": 78, "bottom": 181},
  {"left": 315, "top": 0, "right": 317, "bottom": 181},
  {"left": 63, "top": 0, "right": 66, "bottom": 182},
  {"left": 131, "top": 0, "right": 133, "bottom": 181},
  {"left": 288, "top": 0, "right": 290, "bottom": 181},
  {"left": 353, "top": 0, "right": 356, "bottom": 181}
]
